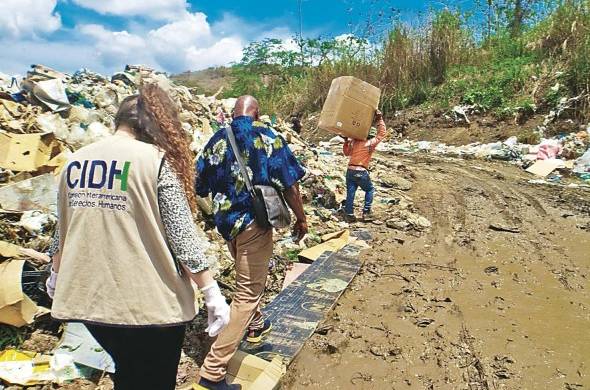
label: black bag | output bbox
[226,127,291,229]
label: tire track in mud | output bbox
[285,155,590,390]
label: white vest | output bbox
[51,134,197,326]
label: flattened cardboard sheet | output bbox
[0,132,63,172]
[0,260,47,327]
[239,244,364,363]
[298,229,350,262]
[525,159,563,177]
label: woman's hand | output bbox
[46,268,58,298]
[201,281,230,337]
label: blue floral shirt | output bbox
[195,116,306,241]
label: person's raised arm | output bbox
[343,138,354,156]
[368,110,386,147]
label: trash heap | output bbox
[375,130,590,186]
[0,64,432,388]
[0,65,247,342]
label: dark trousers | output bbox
[86,324,186,390]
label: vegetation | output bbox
[0,325,26,350]
[178,1,590,123]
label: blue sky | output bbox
[0,0,464,76]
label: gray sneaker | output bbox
[362,211,374,222]
[344,214,357,223]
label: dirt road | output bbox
[285,153,590,389]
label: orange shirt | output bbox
[343,118,386,170]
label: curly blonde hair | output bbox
[135,84,197,213]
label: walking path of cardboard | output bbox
[222,230,369,389]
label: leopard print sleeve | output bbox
[47,227,59,258]
[158,160,210,273]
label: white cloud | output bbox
[77,12,246,73]
[149,12,212,53]
[185,37,244,70]
[0,39,99,76]
[0,0,293,76]
[79,24,155,69]
[72,0,188,21]
[0,0,61,38]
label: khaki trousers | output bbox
[200,223,273,381]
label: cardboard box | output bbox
[318,76,381,140]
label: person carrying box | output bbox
[342,109,386,223]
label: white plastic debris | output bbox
[36,112,69,138]
[84,122,112,145]
[15,211,56,234]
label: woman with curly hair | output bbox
[45,84,230,390]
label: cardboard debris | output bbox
[0,132,63,172]
[18,248,51,265]
[27,64,70,82]
[525,159,564,177]
[298,230,351,261]
[0,260,49,327]
[282,263,310,290]
[0,241,23,258]
[0,173,58,213]
[54,322,115,373]
[225,351,284,390]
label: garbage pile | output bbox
[375,129,590,186]
[0,63,431,388]
[0,65,239,346]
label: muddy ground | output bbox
[284,152,590,389]
[5,150,589,390]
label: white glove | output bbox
[201,281,230,337]
[46,268,58,299]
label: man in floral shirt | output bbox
[195,96,307,390]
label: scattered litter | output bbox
[380,176,412,191]
[0,349,84,386]
[0,241,23,259]
[0,260,49,327]
[298,230,352,262]
[414,318,435,327]
[489,224,520,233]
[216,350,284,390]
[30,79,70,113]
[54,323,115,373]
[15,211,56,234]
[0,174,58,213]
[386,211,431,232]
[525,159,563,177]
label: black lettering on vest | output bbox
[88,160,107,189]
[66,161,81,189]
[108,160,122,190]
[79,160,89,188]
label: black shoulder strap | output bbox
[226,127,255,196]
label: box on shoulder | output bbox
[318,76,381,140]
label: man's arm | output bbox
[343,138,354,156]
[283,183,308,243]
[368,110,386,147]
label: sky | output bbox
[0,0,458,76]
